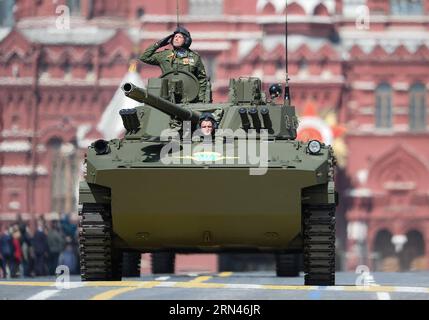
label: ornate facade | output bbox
[0,0,428,271]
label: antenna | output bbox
[284,0,291,106]
[176,0,180,27]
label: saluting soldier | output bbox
[139,26,208,103]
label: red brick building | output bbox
[0,0,428,271]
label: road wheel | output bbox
[276,253,300,277]
[79,203,122,281]
[122,252,141,277]
[151,252,175,274]
[303,204,336,286]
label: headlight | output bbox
[308,140,321,154]
[93,140,110,155]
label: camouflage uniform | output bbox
[139,43,208,103]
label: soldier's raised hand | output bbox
[156,33,174,48]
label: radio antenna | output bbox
[176,0,180,27]
[284,0,291,106]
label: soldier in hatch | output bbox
[197,113,217,138]
[139,26,208,103]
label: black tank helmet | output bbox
[171,26,193,49]
[269,83,283,98]
[196,113,218,139]
[197,113,218,129]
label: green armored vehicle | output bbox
[78,70,338,286]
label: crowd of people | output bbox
[0,214,79,278]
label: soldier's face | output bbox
[173,33,185,47]
[200,120,214,136]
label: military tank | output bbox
[78,70,338,286]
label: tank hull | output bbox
[88,167,321,252]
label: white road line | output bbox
[27,290,60,300]
[156,281,178,287]
[187,273,201,277]
[149,281,429,296]
[66,282,86,289]
[225,284,264,290]
[372,276,391,300]
[53,282,86,289]
[395,286,429,294]
[377,292,391,300]
[155,276,170,281]
[325,286,345,291]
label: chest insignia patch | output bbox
[167,53,175,61]
[176,49,187,58]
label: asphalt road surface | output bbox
[1,272,429,300]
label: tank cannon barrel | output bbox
[122,82,201,124]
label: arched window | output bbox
[48,139,79,215]
[390,0,423,15]
[262,2,276,15]
[189,0,223,16]
[314,3,330,16]
[0,0,15,27]
[374,230,395,258]
[373,229,397,271]
[201,55,217,82]
[136,7,145,19]
[400,230,425,270]
[285,2,306,15]
[409,83,426,131]
[375,83,393,129]
[298,58,308,75]
[87,0,94,18]
[67,0,81,16]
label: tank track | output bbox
[122,252,141,278]
[151,252,175,274]
[79,203,122,281]
[303,204,336,286]
[276,253,300,277]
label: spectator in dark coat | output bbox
[0,252,4,278]
[47,221,65,275]
[16,214,29,245]
[0,227,14,278]
[32,222,49,276]
[58,237,78,275]
[0,226,8,278]
[22,226,35,278]
[60,213,77,241]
